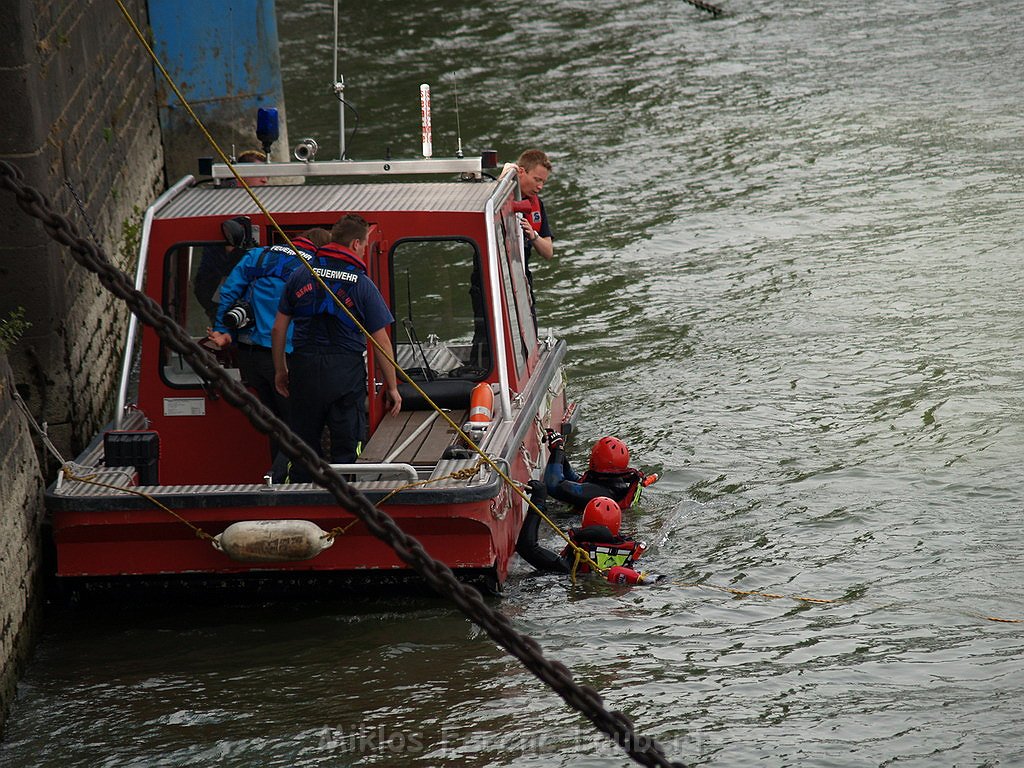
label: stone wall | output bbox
[1,0,165,456]
[0,359,44,734]
[0,0,165,734]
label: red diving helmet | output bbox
[582,496,622,536]
[589,436,630,474]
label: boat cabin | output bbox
[148,174,540,483]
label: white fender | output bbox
[214,519,334,563]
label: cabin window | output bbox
[390,238,490,380]
[160,241,240,387]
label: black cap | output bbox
[221,216,255,250]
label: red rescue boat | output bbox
[44,148,576,592]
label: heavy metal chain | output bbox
[0,159,687,768]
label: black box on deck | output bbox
[104,430,160,486]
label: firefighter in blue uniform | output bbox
[208,226,331,462]
[271,214,401,483]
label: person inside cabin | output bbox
[193,150,269,321]
[516,482,660,585]
[541,429,657,511]
[271,213,402,483]
[206,226,331,463]
[195,215,256,323]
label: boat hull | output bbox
[45,343,573,587]
[51,496,516,580]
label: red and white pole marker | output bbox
[420,83,433,158]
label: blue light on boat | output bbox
[256,107,279,151]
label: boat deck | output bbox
[359,409,467,465]
[47,405,494,501]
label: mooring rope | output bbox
[11,334,216,544]
[0,158,686,766]
[320,458,489,542]
[670,581,1024,623]
[670,581,841,604]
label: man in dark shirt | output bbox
[271,214,401,482]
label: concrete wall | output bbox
[0,0,165,734]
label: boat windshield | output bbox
[156,237,494,388]
[390,238,490,381]
[160,241,241,387]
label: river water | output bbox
[3,0,1023,766]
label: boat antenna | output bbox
[403,270,433,380]
[420,84,433,158]
[332,0,346,159]
[406,269,414,322]
[452,71,464,158]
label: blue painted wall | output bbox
[148,0,290,180]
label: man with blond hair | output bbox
[514,149,554,282]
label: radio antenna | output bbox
[452,71,464,158]
[332,0,345,158]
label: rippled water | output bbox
[3,0,1023,765]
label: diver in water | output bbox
[515,481,662,585]
[542,429,657,510]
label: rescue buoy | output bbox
[606,565,644,585]
[213,519,334,563]
[468,382,494,424]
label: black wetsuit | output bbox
[515,482,643,574]
[543,446,641,508]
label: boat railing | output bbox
[327,463,418,482]
[483,173,519,419]
[114,174,195,429]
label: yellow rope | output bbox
[321,459,487,541]
[670,581,841,605]
[672,582,1024,622]
[322,519,359,540]
[569,548,583,584]
[374,459,488,506]
[113,0,602,574]
[60,465,216,543]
